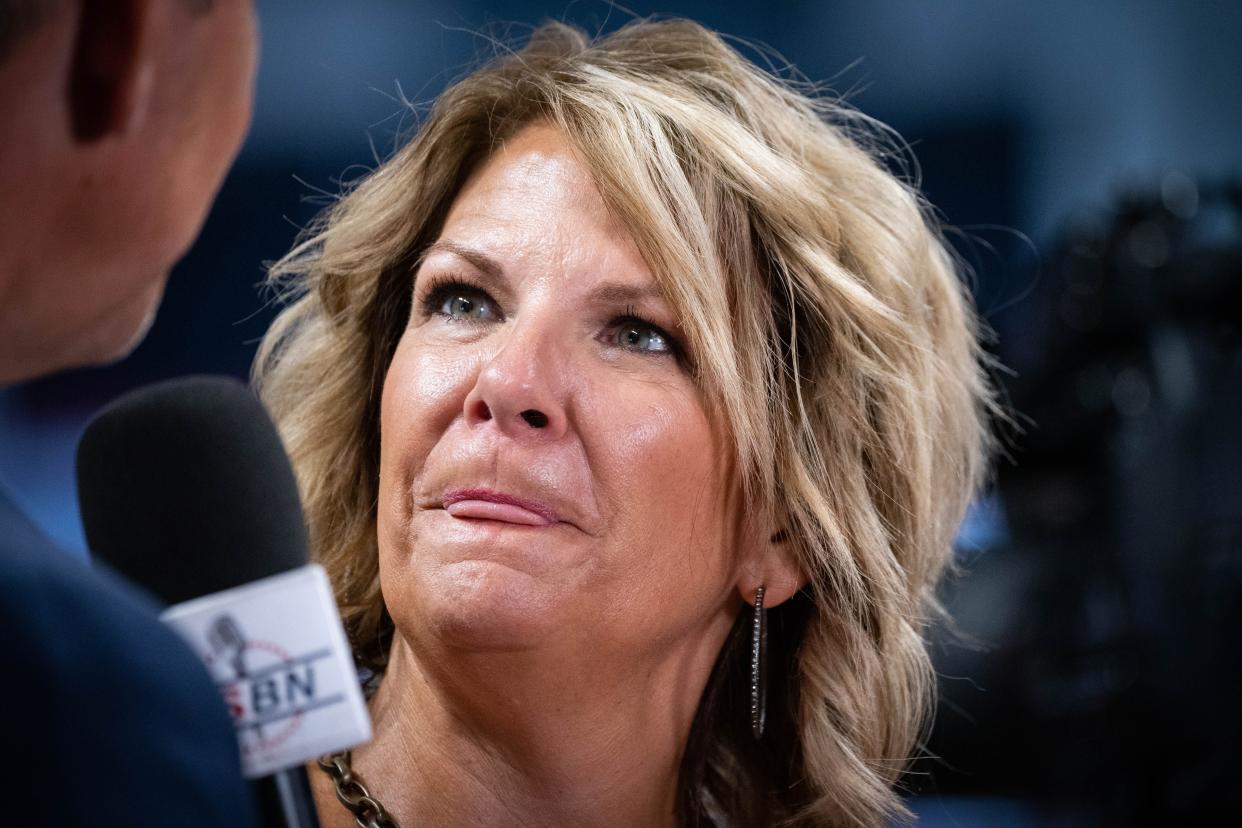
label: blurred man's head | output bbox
[0,0,257,385]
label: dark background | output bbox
[3,1,1239,824]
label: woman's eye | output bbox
[613,318,674,355]
[423,281,498,322]
[441,293,485,319]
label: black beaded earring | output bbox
[750,584,768,740]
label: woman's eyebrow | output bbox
[587,282,668,307]
[418,240,504,279]
[421,241,668,308]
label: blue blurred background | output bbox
[3,1,1239,824]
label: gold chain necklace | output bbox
[317,751,400,828]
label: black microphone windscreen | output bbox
[77,375,308,606]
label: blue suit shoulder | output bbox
[0,491,254,827]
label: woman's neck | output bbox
[313,622,731,827]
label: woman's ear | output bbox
[736,512,807,608]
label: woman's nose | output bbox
[462,322,568,442]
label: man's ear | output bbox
[736,511,808,609]
[69,0,157,142]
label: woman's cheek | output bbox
[385,341,484,452]
[596,393,711,506]
[395,334,477,411]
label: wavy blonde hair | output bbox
[254,18,994,827]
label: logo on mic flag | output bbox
[162,565,372,778]
[205,613,342,757]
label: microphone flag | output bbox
[163,565,371,778]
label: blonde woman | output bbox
[255,18,993,827]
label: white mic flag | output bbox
[162,564,372,778]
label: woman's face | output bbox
[377,124,752,663]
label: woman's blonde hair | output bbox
[254,18,994,827]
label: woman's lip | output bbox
[441,488,559,525]
[444,500,552,526]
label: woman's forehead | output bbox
[445,124,628,239]
[430,126,660,290]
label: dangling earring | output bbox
[750,584,768,740]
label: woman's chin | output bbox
[402,559,564,652]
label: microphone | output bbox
[77,376,371,828]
